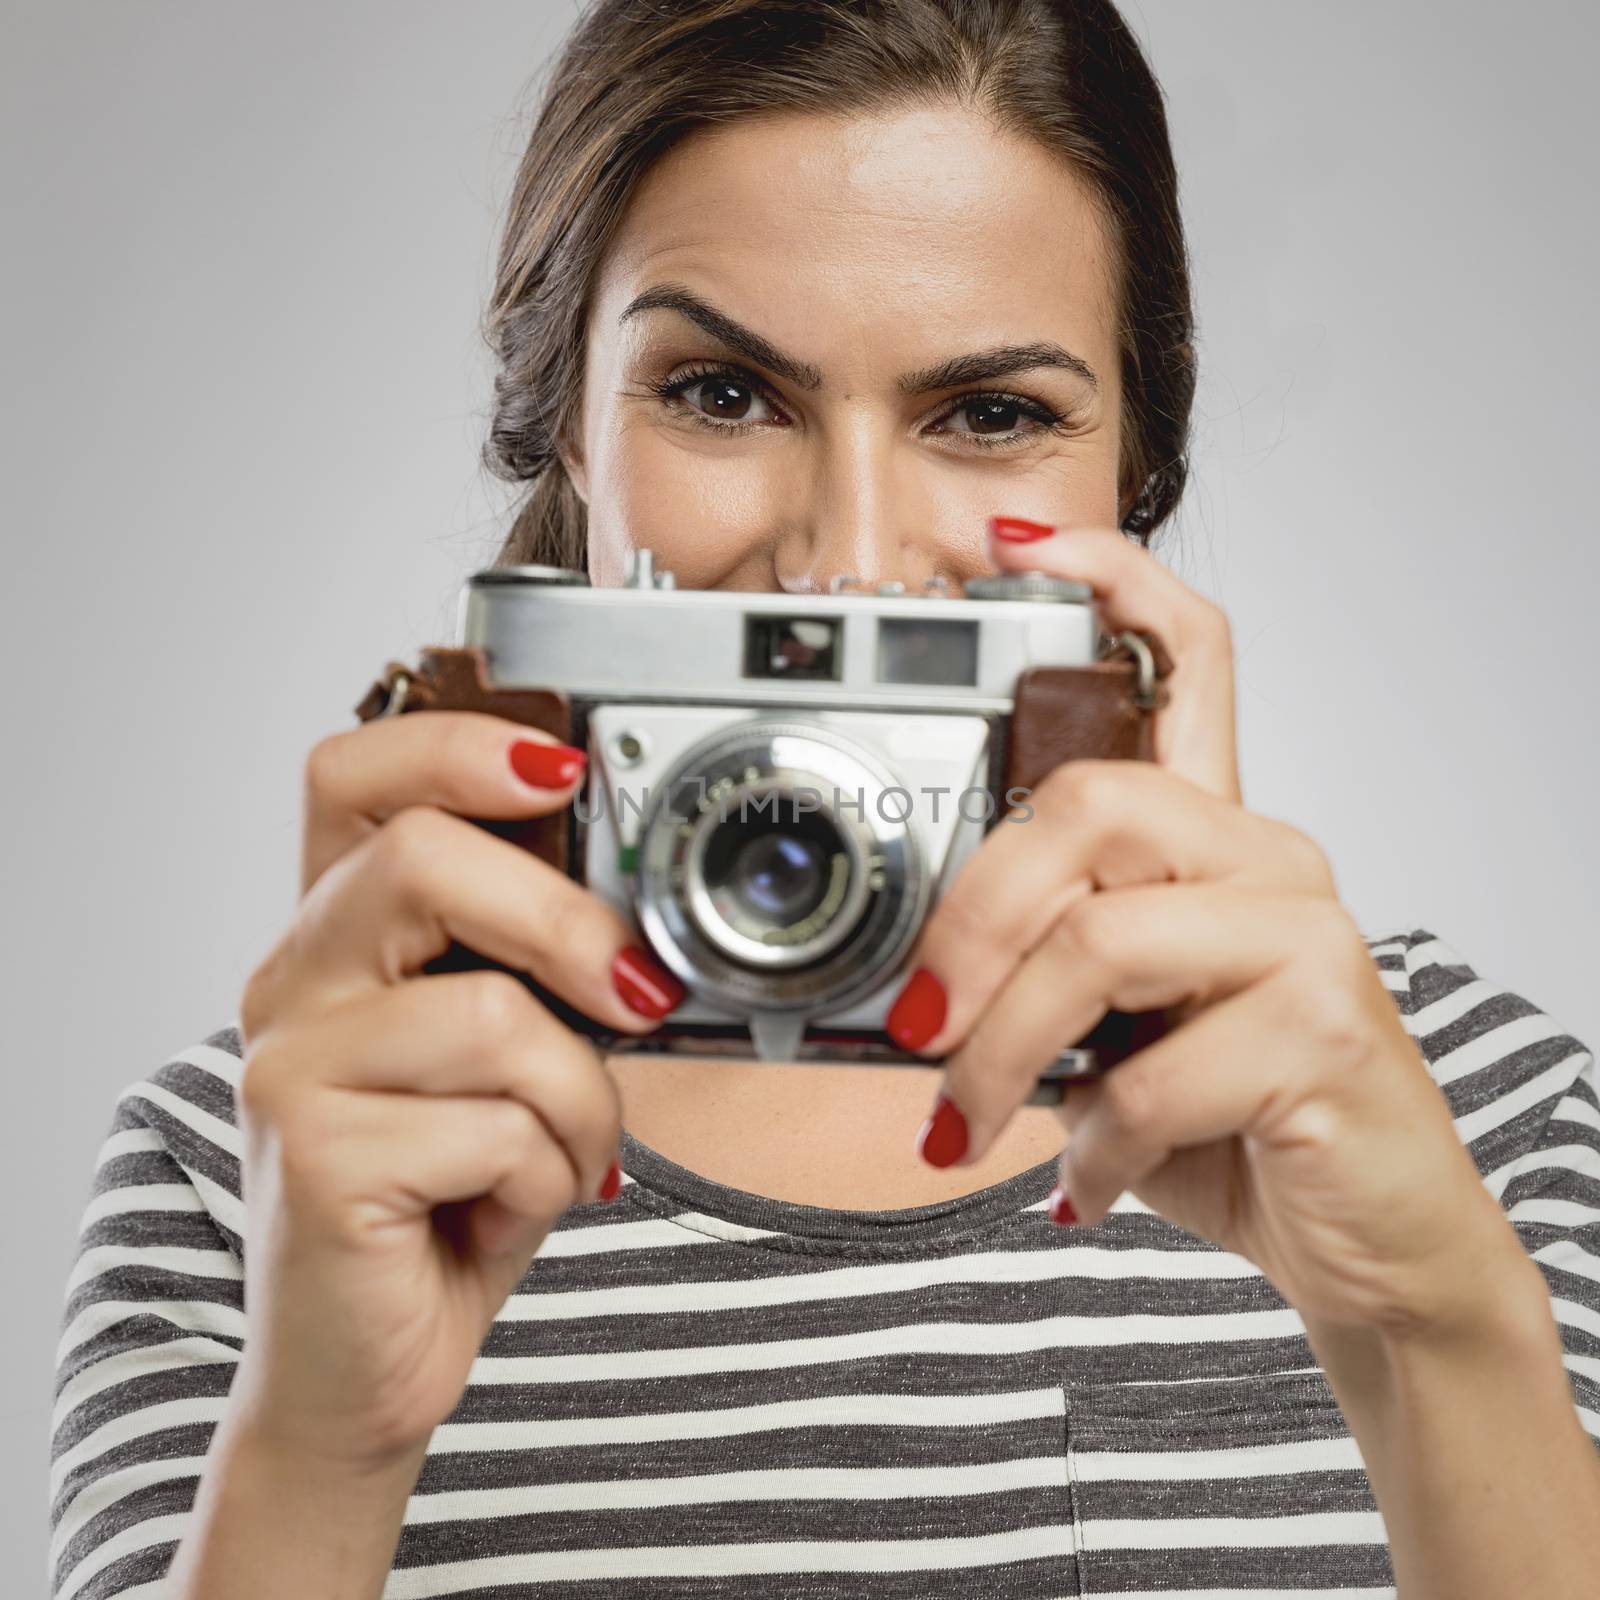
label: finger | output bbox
[986,518,1239,801]
[325,1088,570,1215]
[245,971,624,1205]
[1046,926,1423,1230]
[314,1090,583,1269]
[930,885,1368,1172]
[1051,982,1299,1226]
[273,802,683,1034]
[302,712,588,896]
[888,759,1332,1057]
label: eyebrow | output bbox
[619,283,1099,395]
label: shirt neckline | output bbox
[615,1126,1064,1254]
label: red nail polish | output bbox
[989,515,1057,543]
[1048,1186,1078,1226]
[612,945,685,1020]
[599,1157,622,1202]
[918,1094,969,1168]
[886,967,947,1051]
[509,738,587,790]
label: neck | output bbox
[605,1053,1067,1211]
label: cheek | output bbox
[927,441,1123,538]
[1064,426,1123,533]
[583,420,785,587]
[897,436,1123,581]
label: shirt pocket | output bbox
[1063,1369,1395,1597]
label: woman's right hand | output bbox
[228,712,683,1474]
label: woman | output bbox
[50,2,1600,1597]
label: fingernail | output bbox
[612,945,685,1020]
[598,1157,622,1202]
[1048,1185,1078,1226]
[509,738,587,790]
[886,967,947,1052]
[989,514,1057,543]
[917,1094,969,1168]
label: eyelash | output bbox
[646,361,1080,452]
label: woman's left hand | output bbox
[887,516,1524,1338]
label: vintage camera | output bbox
[355,552,1176,1104]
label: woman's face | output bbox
[562,101,1124,593]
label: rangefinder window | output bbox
[743,616,841,681]
[876,618,979,687]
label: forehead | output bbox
[593,102,1120,371]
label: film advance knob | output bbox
[470,564,590,587]
[961,571,1093,604]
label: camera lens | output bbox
[732,834,828,925]
[699,801,849,949]
[634,721,928,1013]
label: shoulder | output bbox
[1361,926,1596,1179]
[104,1021,246,1252]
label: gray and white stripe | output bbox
[50,928,1600,1598]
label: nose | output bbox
[771,420,938,595]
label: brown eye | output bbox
[929,389,1071,451]
[651,364,784,432]
[688,377,758,421]
[960,399,1026,434]
[940,396,1049,437]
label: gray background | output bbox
[6,0,1596,1573]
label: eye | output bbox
[928,392,1072,451]
[649,363,785,433]
[648,363,1077,452]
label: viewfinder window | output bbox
[877,618,978,686]
[743,616,842,681]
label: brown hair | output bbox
[482,0,1195,568]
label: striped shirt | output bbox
[51,927,1600,1599]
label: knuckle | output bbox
[1037,758,1126,822]
[303,731,355,809]
[371,804,452,901]
[1056,892,1133,969]
[1283,961,1371,1066]
[239,1051,320,1166]
[501,1025,618,1198]
[239,947,288,1049]
[1031,760,1082,816]
[497,1099,549,1169]
[532,1165,581,1219]
[1179,594,1234,658]
[1310,991,1370,1065]
[272,1101,341,1194]
[1099,1061,1156,1140]
[1304,896,1362,960]
[496,1104,578,1213]
[454,969,533,1044]
[1200,596,1234,647]
[237,1040,285,1121]
[1272,820,1337,892]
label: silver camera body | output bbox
[454,553,1112,1087]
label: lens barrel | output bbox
[633,721,927,1015]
